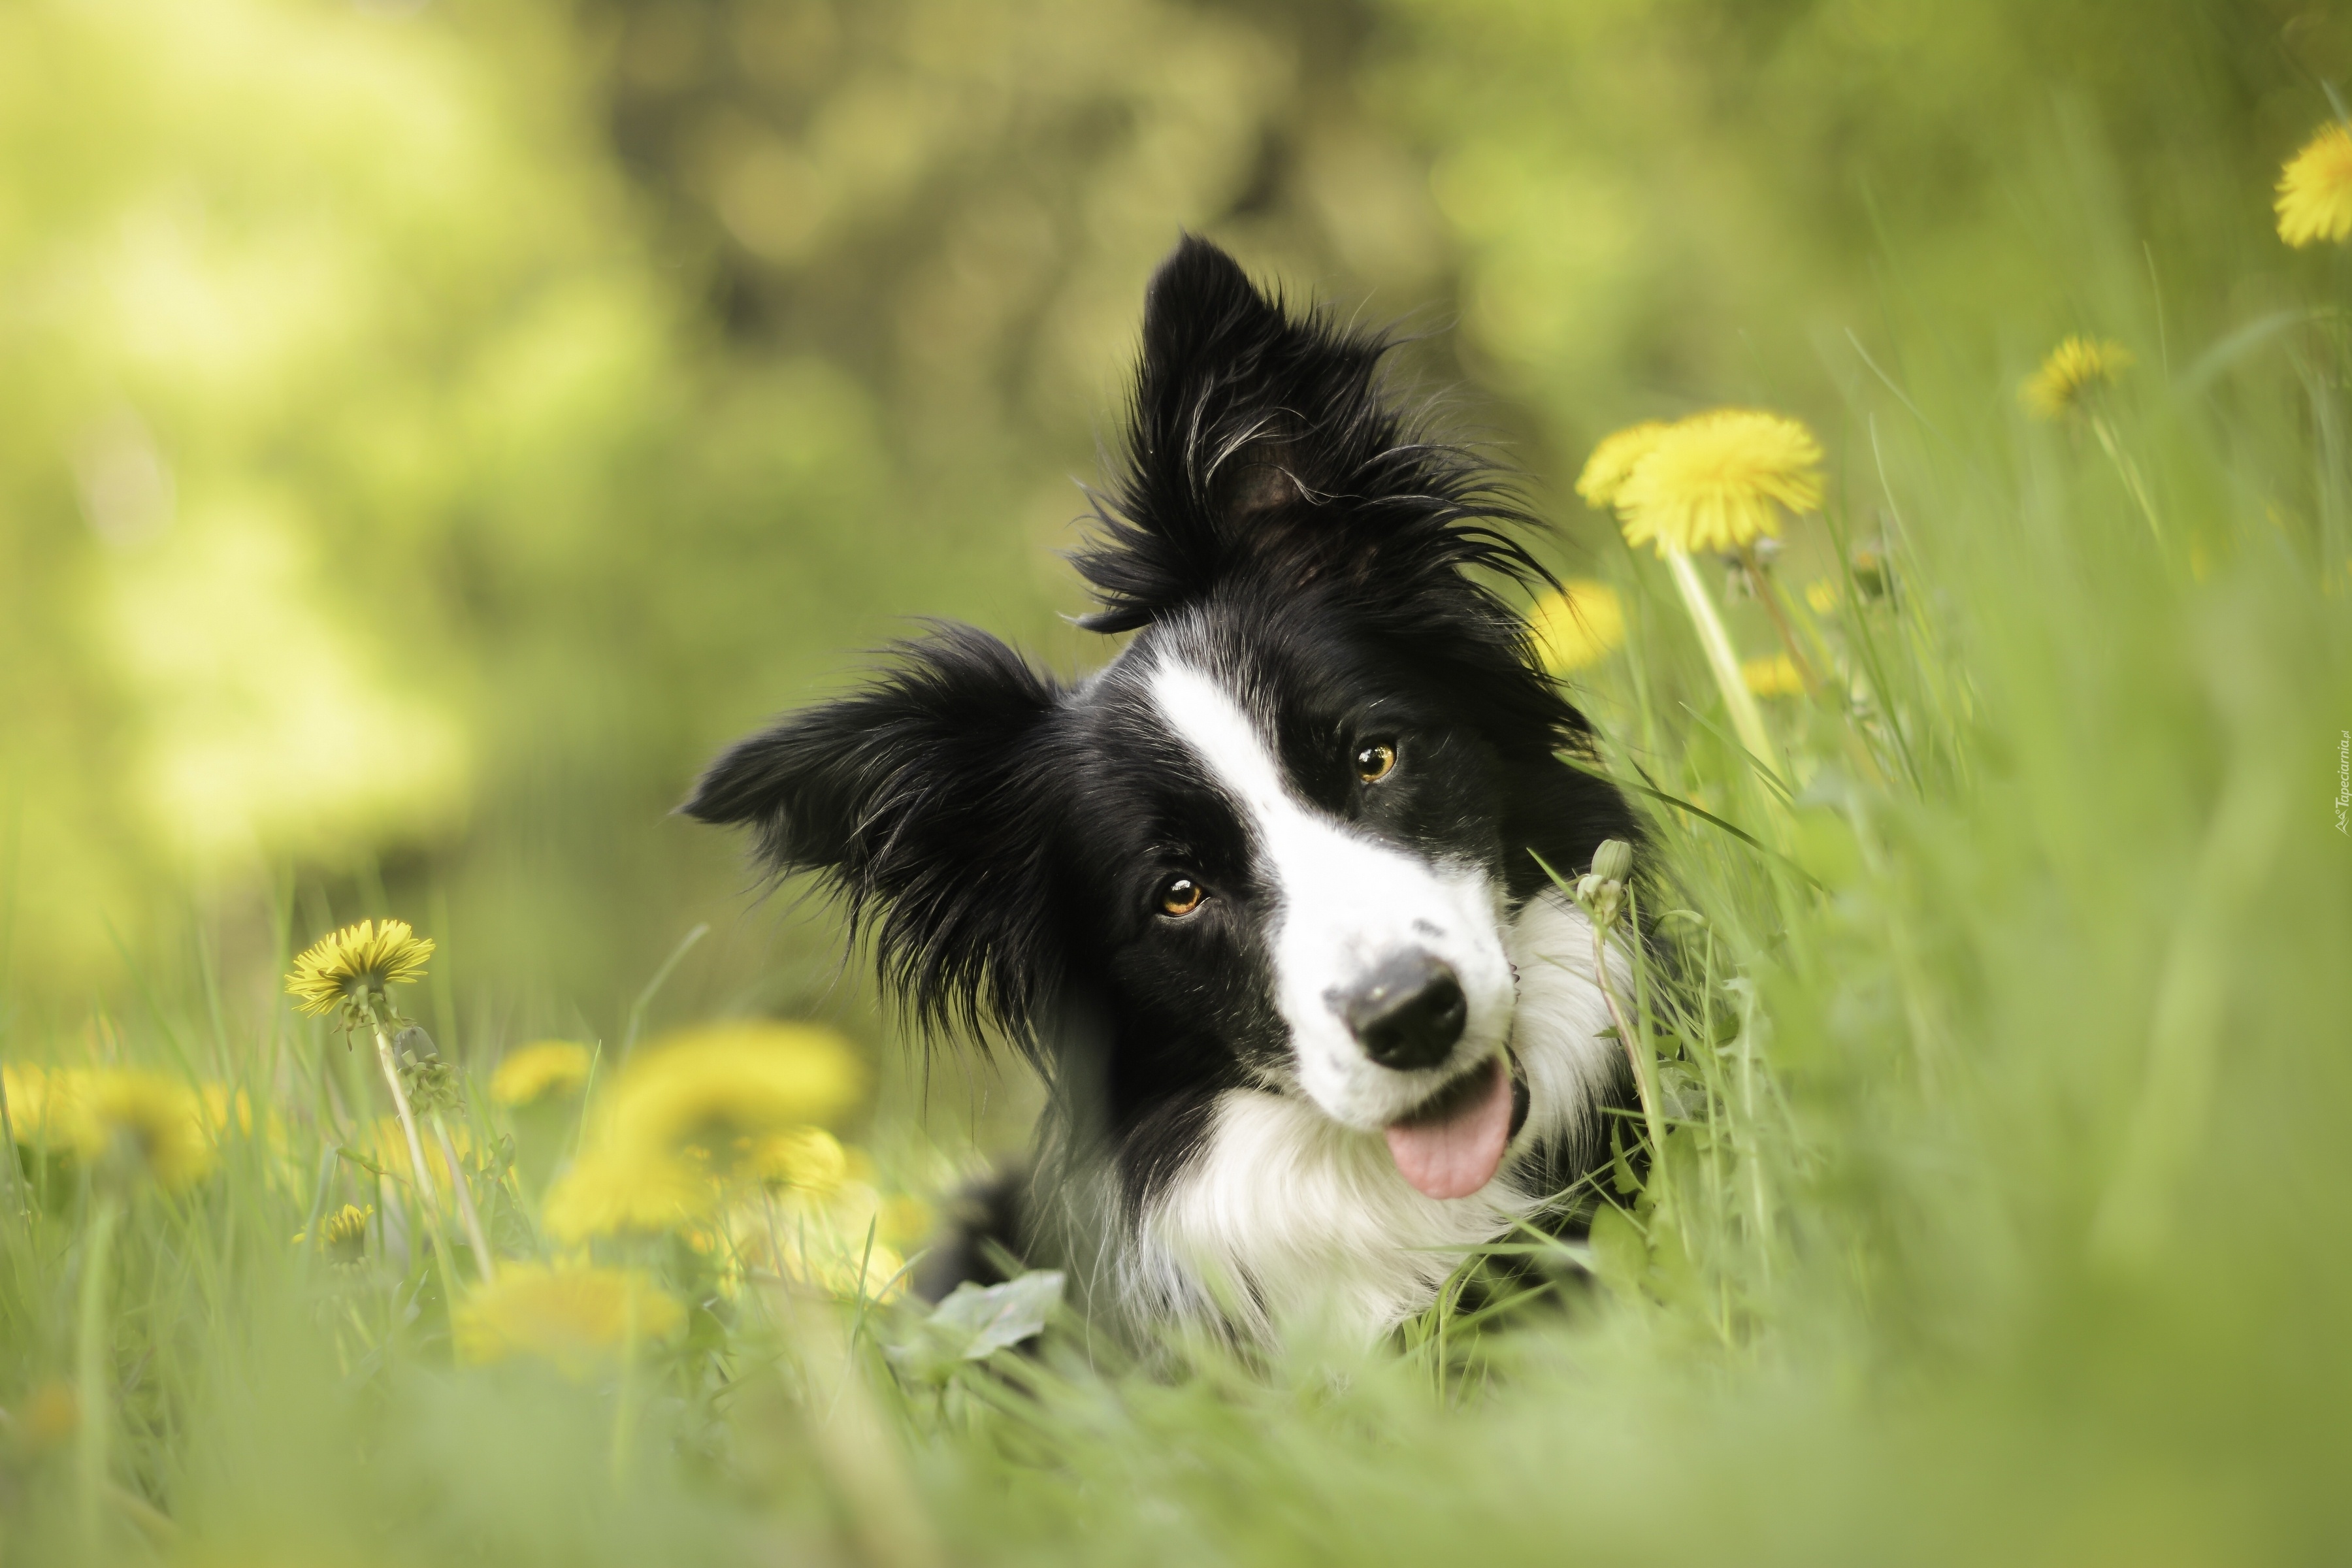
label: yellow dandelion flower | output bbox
[1575,421,1671,510]
[1614,410,1825,558]
[324,1203,372,1262]
[2276,122,2352,248]
[1741,654,1806,699]
[604,1021,863,1178]
[1524,580,1625,676]
[293,1203,374,1266]
[23,1070,214,1188]
[3,1064,73,1147]
[286,919,434,1023]
[745,1125,850,1193]
[542,1141,715,1242]
[730,1188,908,1303]
[490,1041,595,1107]
[2021,336,2134,421]
[802,1240,907,1302]
[86,1071,214,1187]
[541,1022,862,1241]
[879,1192,935,1248]
[1803,579,1839,615]
[14,1380,78,1451]
[452,1262,683,1374]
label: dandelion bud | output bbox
[397,1037,463,1117]
[321,1203,372,1267]
[1592,839,1634,884]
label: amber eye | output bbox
[1158,876,1205,917]
[1354,740,1398,783]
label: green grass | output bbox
[6,214,2352,1568]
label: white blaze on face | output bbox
[1147,660,1514,1129]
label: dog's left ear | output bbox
[1073,234,1539,632]
[681,625,1067,1058]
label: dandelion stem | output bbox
[1588,915,1669,1209]
[370,1022,441,1211]
[2089,413,2164,545]
[76,1195,120,1555]
[1664,547,1786,781]
[431,1112,497,1284]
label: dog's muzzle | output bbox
[1328,949,1467,1070]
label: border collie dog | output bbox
[686,237,1637,1344]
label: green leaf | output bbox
[888,1269,1066,1384]
[930,1269,1065,1360]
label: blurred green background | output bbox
[3,0,2342,1066]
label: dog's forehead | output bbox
[1048,634,1239,860]
[1083,600,1404,756]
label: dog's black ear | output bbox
[1072,234,1543,632]
[681,624,1066,1056]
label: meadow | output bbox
[5,3,2352,1565]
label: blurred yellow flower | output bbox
[1612,410,1825,557]
[541,1024,861,1242]
[2021,336,2133,421]
[2276,122,2352,248]
[286,919,434,1020]
[604,1021,863,1179]
[1573,420,1670,510]
[16,1068,216,1188]
[490,1041,595,1107]
[879,1192,936,1249]
[1803,580,1839,614]
[88,1071,216,1187]
[1742,654,1806,698]
[745,1125,850,1192]
[3,1064,69,1145]
[730,1186,909,1303]
[452,1263,683,1374]
[542,1142,714,1241]
[14,1381,78,1452]
[799,1240,907,1301]
[1524,580,1625,675]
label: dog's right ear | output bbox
[1074,234,1543,634]
[681,623,1066,1056]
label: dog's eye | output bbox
[1354,740,1398,783]
[1158,876,1206,918]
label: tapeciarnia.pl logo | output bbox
[2337,730,2349,836]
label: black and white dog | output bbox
[686,237,1638,1343]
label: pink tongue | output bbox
[1383,1056,1512,1200]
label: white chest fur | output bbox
[1122,890,1625,1343]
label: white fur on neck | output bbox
[1123,890,1625,1343]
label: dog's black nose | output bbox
[1331,950,1467,1070]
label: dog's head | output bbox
[685,237,1630,1203]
